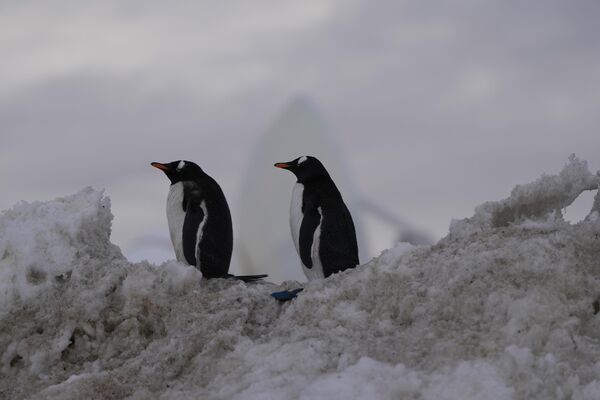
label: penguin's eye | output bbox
[177,161,186,171]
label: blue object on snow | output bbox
[271,288,303,302]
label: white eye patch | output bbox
[298,156,308,165]
[177,160,186,171]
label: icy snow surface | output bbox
[2,156,600,399]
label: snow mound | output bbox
[450,154,600,235]
[2,157,600,399]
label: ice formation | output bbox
[1,157,600,399]
[450,154,600,235]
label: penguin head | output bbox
[151,160,204,184]
[274,156,329,182]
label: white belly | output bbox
[166,182,186,263]
[289,183,304,255]
[289,183,324,280]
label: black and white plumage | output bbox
[275,156,359,280]
[152,160,266,282]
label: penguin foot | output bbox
[271,288,303,302]
[205,274,268,282]
[234,274,268,283]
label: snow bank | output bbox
[450,154,600,236]
[2,157,600,399]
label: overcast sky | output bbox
[2,0,600,266]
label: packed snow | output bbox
[1,156,600,399]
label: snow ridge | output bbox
[1,157,600,399]
[450,154,600,236]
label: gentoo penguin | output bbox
[275,156,359,280]
[151,160,266,282]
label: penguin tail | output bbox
[233,274,268,282]
[271,288,303,302]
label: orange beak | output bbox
[274,163,290,169]
[151,162,170,171]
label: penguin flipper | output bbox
[299,203,321,268]
[319,205,359,277]
[271,288,303,302]
[182,198,205,266]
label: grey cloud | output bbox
[1,0,599,251]
[1,73,271,192]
